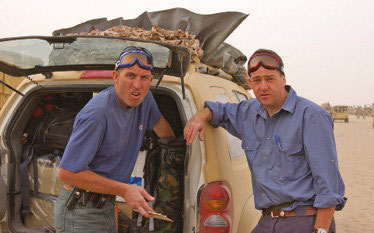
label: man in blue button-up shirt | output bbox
[184,49,345,233]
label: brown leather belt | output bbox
[265,206,317,218]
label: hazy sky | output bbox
[1,0,373,106]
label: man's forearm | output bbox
[59,168,157,217]
[199,107,213,122]
[59,168,128,196]
[314,206,335,230]
[154,115,175,138]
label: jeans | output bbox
[252,214,336,233]
[54,187,116,233]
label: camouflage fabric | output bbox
[143,137,186,233]
[117,211,131,233]
[117,136,186,233]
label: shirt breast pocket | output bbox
[241,138,260,168]
[278,141,308,180]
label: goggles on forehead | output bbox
[115,47,154,71]
[248,53,284,74]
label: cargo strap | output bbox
[19,145,35,215]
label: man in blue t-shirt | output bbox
[184,49,345,233]
[54,46,174,233]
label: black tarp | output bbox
[53,8,248,83]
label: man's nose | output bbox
[133,77,141,89]
[259,80,268,90]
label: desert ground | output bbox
[334,116,374,232]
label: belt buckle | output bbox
[270,211,279,218]
[270,210,285,218]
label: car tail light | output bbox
[79,70,113,79]
[199,182,233,233]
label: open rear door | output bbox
[0,146,7,221]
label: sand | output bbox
[334,116,374,232]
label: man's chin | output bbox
[258,96,270,103]
[126,98,145,108]
[258,99,273,107]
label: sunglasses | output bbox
[248,53,284,74]
[115,47,154,71]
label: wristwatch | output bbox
[312,228,328,233]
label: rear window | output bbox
[0,37,170,69]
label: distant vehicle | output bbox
[332,105,349,122]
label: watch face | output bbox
[313,228,328,233]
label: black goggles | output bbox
[248,53,284,74]
[115,46,154,71]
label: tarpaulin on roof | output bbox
[53,8,248,83]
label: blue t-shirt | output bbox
[60,86,161,182]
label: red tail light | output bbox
[199,182,233,233]
[79,70,113,79]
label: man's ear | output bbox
[244,67,252,88]
[248,78,253,89]
[281,73,286,84]
[113,70,119,84]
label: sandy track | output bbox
[334,116,374,232]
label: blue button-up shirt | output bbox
[205,86,345,210]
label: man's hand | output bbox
[184,107,213,145]
[58,168,156,218]
[314,206,335,231]
[121,184,156,218]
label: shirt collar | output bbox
[256,85,297,117]
[281,85,297,113]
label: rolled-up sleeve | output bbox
[303,109,346,208]
[204,101,247,139]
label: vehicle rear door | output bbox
[0,144,8,221]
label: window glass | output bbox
[0,37,170,69]
[233,91,248,103]
[212,89,245,159]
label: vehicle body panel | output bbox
[185,66,257,232]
